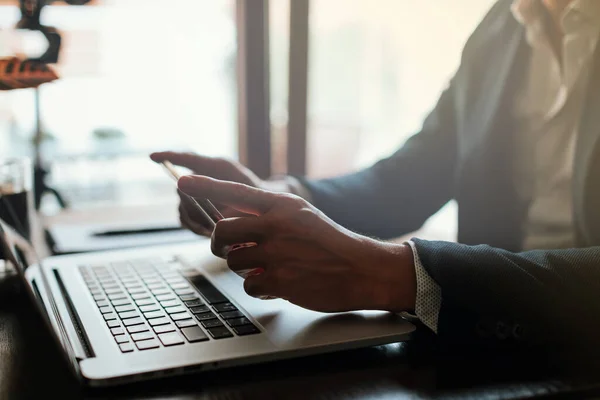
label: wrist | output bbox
[369,242,417,313]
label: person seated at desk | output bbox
[153,0,600,359]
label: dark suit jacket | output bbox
[301,0,600,357]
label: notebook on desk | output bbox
[45,221,199,255]
[0,217,415,387]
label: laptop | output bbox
[0,217,415,387]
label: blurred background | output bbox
[0,0,495,248]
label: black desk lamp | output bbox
[15,0,92,210]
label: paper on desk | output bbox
[46,221,199,254]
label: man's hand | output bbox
[178,175,417,314]
[151,151,266,236]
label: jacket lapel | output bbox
[574,36,600,245]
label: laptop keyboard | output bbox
[78,258,260,353]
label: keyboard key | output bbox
[151,289,170,296]
[92,294,105,301]
[184,299,204,307]
[146,283,165,290]
[115,304,136,313]
[148,317,171,326]
[115,335,130,344]
[123,283,142,290]
[153,324,176,334]
[107,320,121,328]
[232,325,260,336]
[103,313,117,321]
[111,327,125,335]
[155,294,176,302]
[188,275,229,304]
[207,326,233,339]
[112,299,131,306]
[158,332,185,346]
[104,288,123,295]
[160,300,180,308]
[180,326,209,343]
[127,324,149,334]
[135,298,155,306]
[131,332,154,342]
[123,317,145,327]
[176,320,197,328]
[108,293,127,301]
[119,311,140,319]
[169,282,190,290]
[170,311,192,321]
[226,317,252,327]
[143,278,161,285]
[195,312,217,321]
[144,311,165,319]
[96,300,109,307]
[98,306,112,314]
[130,292,151,300]
[190,305,210,314]
[165,277,187,285]
[175,288,195,296]
[139,304,160,313]
[220,311,245,319]
[128,288,147,295]
[179,294,199,302]
[213,303,237,313]
[119,343,134,353]
[136,339,160,350]
[164,306,187,314]
[201,319,224,329]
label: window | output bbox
[0,0,236,209]
[305,0,496,178]
[270,0,496,240]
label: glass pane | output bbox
[306,0,496,178]
[0,0,236,209]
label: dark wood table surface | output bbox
[1,209,599,400]
[1,275,600,400]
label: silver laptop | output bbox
[0,218,415,387]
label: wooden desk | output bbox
[0,207,598,399]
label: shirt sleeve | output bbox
[407,240,442,333]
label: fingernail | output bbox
[236,269,254,279]
[247,268,265,277]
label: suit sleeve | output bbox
[411,238,600,355]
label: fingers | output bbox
[179,175,276,215]
[150,151,229,179]
[211,217,267,258]
[179,189,214,228]
[226,244,269,272]
[179,202,212,236]
[243,272,282,299]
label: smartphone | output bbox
[160,160,224,229]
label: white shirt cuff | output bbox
[406,240,442,333]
